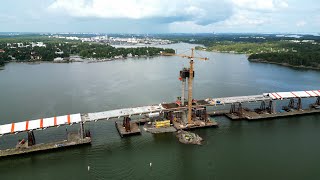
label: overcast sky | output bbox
[0,0,319,33]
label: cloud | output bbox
[296,20,306,27]
[231,0,288,12]
[219,0,288,29]
[224,11,269,26]
[48,0,233,25]
[48,0,289,28]
[46,0,293,33]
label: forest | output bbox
[200,41,320,68]
[168,33,320,68]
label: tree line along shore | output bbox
[2,33,320,70]
[0,37,175,67]
[195,41,320,69]
[164,33,320,70]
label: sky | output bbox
[0,0,319,33]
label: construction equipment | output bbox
[161,48,208,125]
[155,120,171,128]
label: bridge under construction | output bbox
[1,49,320,157]
[1,89,320,158]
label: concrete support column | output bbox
[230,104,236,113]
[79,122,84,139]
[297,98,302,110]
[27,131,36,146]
[272,101,276,114]
[289,98,295,109]
[181,79,186,106]
[204,107,208,122]
[123,117,131,132]
[238,103,243,118]
[268,100,276,114]
[260,101,266,111]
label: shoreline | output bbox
[199,48,320,71]
[248,59,320,70]
[0,54,163,67]
[196,48,250,55]
[4,48,319,71]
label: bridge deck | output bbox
[206,95,271,105]
[1,89,320,136]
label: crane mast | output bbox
[161,48,208,125]
[187,49,194,125]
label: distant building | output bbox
[17,43,24,48]
[31,42,46,48]
[114,55,123,59]
[8,55,16,60]
[55,51,64,55]
[302,40,314,43]
[66,36,80,40]
[30,55,42,61]
[53,57,64,62]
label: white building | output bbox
[17,43,24,47]
[55,51,64,55]
[31,42,46,48]
[53,57,64,62]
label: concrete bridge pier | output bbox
[238,103,243,118]
[27,131,36,146]
[123,117,131,132]
[79,122,84,139]
[260,101,266,111]
[229,103,243,117]
[296,98,302,110]
[288,98,295,109]
[268,100,276,114]
[230,103,236,113]
[194,107,208,122]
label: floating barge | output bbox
[143,121,177,134]
[207,110,230,116]
[0,133,91,158]
[225,108,320,120]
[115,120,141,138]
[172,119,218,130]
[0,114,91,158]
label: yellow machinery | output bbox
[155,120,171,128]
[161,48,208,125]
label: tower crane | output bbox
[161,48,208,125]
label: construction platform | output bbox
[225,113,243,120]
[225,108,320,120]
[207,110,230,116]
[115,121,141,138]
[143,122,177,134]
[0,133,91,158]
[132,118,150,125]
[172,119,218,130]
